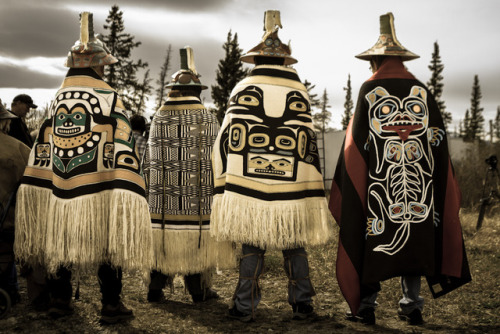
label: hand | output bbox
[103,143,114,168]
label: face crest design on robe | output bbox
[365,85,434,255]
[219,85,320,181]
[34,89,139,178]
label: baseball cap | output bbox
[13,94,38,109]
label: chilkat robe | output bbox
[211,64,334,250]
[15,67,153,278]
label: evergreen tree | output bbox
[341,74,353,130]
[211,30,248,124]
[132,69,153,115]
[427,41,452,130]
[494,106,500,142]
[304,80,320,108]
[155,44,172,110]
[313,89,332,133]
[465,75,484,141]
[102,5,148,113]
[462,109,471,139]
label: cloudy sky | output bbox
[1,0,499,132]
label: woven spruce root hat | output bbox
[240,10,297,65]
[65,12,118,68]
[166,47,207,90]
[356,12,419,61]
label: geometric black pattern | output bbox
[143,97,219,228]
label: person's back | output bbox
[210,10,334,322]
[329,12,470,326]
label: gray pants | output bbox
[233,244,315,315]
[359,276,424,314]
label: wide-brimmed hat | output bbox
[166,47,207,90]
[356,12,419,61]
[240,10,297,65]
[65,12,118,68]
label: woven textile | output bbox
[15,68,153,277]
[143,96,234,275]
[329,57,470,315]
[210,65,334,250]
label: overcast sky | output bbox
[1,0,499,132]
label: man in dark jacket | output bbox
[8,94,37,147]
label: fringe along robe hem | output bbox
[14,68,153,279]
[210,65,334,250]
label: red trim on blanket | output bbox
[344,121,368,212]
[368,57,416,81]
[441,158,463,277]
[337,240,360,315]
[328,181,342,225]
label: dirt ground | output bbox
[0,211,498,333]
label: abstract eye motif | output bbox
[238,95,259,106]
[289,101,307,112]
[249,133,270,147]
[406,101,425,117]
[275,135,296,150]
[376,101,397,119]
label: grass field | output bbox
[0,210,498,333]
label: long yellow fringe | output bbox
[151,229,235,276]
[210,192,334,250]
[15,185,154,280]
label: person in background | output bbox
[130,114,147,161]
[210,11,334,322]
[0,102,30,308]
[8,94,37,147]
[14,12,153,324]
[142,46,234,304]
[329,12,471,326]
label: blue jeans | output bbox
[233,244,315,315]
[359,276,424,314]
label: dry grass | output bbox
[0,210,498,333]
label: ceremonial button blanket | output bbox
[329,58,470,315]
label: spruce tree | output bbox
[494,106,500,142]
[102,5,148,113]
[132,69,153,115]
[313,89,332,133]
[155,44,172,110]
[462,109,470,139]
[427,41,452,130]
[466,75,485,141]
[211,30,248,124]
[341,74,353,130]
[304,80,320,108]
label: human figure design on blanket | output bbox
[366,85,436,255]
[34,89,140,178]
[217,85,320,182]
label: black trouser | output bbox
[47,263,122,306]
[149,270,205,296]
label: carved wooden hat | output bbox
[356,12,419,61]
[65,12,118,68]
[166,47,207,90]
[240,10,297,65]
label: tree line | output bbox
[64,5,500,145]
